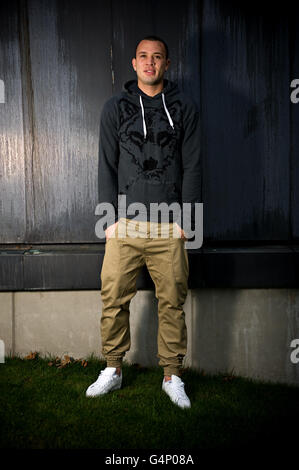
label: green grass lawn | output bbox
[0,355,299,450]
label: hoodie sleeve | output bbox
[98,98,120,231]
[176,99,201,238]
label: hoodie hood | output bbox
[122,79,179,139]
[123,78,179,99]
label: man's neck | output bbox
[137,79,165,97]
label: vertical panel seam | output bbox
[110,0,114,94]
[17,0,36,243]
[288,13,294,242]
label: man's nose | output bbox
[146,57,155,65]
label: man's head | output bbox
[132,35,170,87]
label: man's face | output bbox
[132,40,170,87]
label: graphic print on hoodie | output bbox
[98,78,201,234]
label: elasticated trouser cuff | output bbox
[106,357,123,368]
[163,366,183,377]
[106,359,182,377]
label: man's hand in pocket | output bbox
[105,221,119,241]
[174,222,188,241]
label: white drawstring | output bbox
[162,93,174,130]
[139,93,174,140]
[139,95,147,139]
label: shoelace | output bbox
[91,371,118,388]
[166,380,188,401]
[175,382,187,400]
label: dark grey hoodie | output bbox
[98,78,201,235]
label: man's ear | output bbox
[165,58,170,71]
[132,57,136,71]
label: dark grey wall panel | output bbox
[24,251,102,289]
[290,8,299,240]
[112,0,201,105]
[0,253,24,290]
[0,0,26,243]
[24,0,111,242]
[0,0,298,254]
[201,0,290,241]
[1,245,298,291]
[154,0,201,106]
[111,0,156,93]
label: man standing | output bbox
[86,36,201,408]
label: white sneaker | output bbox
[86,367,122,397]
[162,374,191,409]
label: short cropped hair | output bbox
[135,35,169,60]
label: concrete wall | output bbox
[0,289,299,386]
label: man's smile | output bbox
[144,69,155,75]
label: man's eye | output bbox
[140,55,161,59]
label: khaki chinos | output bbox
[100,217,189,377]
